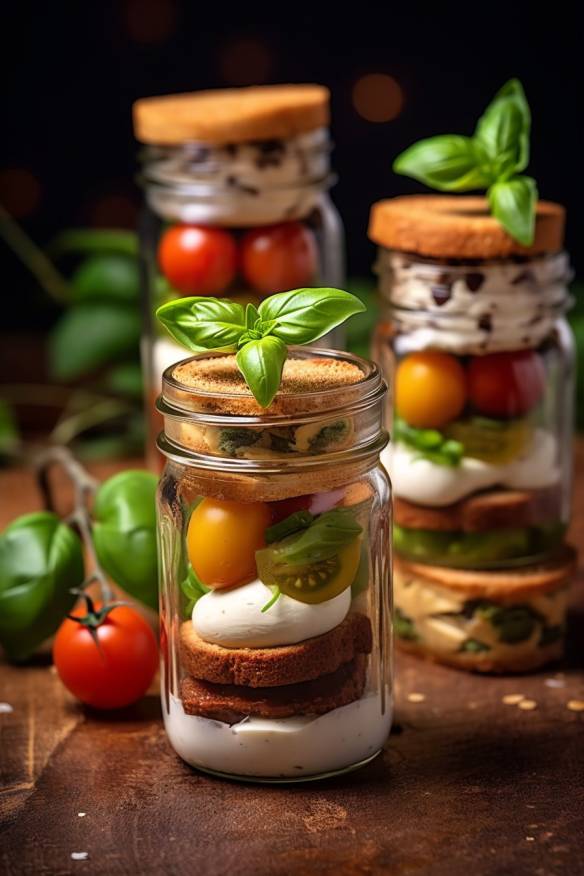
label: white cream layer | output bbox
[164,688,392,778]
[383,429,559,507]
[193,578,351,648]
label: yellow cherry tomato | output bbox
[187,498,271,589]
[395,351,467,429]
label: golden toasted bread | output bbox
[180,654,367,722]
[179,612,372,688]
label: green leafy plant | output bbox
[268,509,363,566]
[93,471,159,611]
[157,287,365,407]
[394,416,463,466]
[393,79,537,245]
[0,512,84,661]
[181,565,210,617]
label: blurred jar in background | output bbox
[368,196,574,570]
[133,85,345,468]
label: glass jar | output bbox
[370,199,574,570]
[156,347,392,781]
[133,87,345,468]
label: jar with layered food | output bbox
[132,85,345,466]
[369,195,574,570]
[156,347,392,780]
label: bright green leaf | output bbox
[393,135,492,191]
[236,336,288,408]
[71,254,140,304]
[488,176,537,246]
[258,287,365,345]
[156,297,246,352]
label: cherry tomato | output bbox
[158,225,237,295]
[240,222,317,294]
[187,498,271,589]
[395,351,467,429]
[468,350,546,418]
[53,601,158,710]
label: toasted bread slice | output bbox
[179,612,372,688]
[180,654,367,722]
[394,486,562,533]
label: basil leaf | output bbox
[49,229,138,258]
[236,336,287,408]
[394,416,463,467]
[265,510,314,544]
[93,470,159,611]
[475,78,530,176]
[393,135,492,191]
[71,254,140,304]
[156,297,246,352]
[275,509,362,565]
[0,512,84,662]
[258,288,365,344]
[488,176,537,246]
[245,302,259,329]
[181,565,210,616]
[49,303,141,380]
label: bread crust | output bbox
[180,654,367,721]
[396,637,563,674]
[394,548,576,600]
[179,612,373,688]
[394,486,563,533]
[133,84,330,145]
[368,196,565,258]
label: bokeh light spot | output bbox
[88,193,138,229]
[219,38,272,86]
[124,0,177,44]
[352,74,404,123]
[0,167,42,218]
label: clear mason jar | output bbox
[134,89,345,468]
[373,246,574,570]
[156,347,392,781]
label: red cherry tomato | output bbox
[53,601,158,710]
[240,222,317,294]
[467,350,546,418]
[158,225,237,295]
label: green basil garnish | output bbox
[181,565,211,617]
[273,509,362,566]
[156,287,365,408]
[265,510,314,544]
[394,416,463,467]
[393,79,537,245]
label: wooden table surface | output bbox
[1,450,584,876]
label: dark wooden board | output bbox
[1,451,584,876]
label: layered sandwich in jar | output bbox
[157,348,392,781]
[394,548,576,672]
[369,195,574,569]
[133,85,345,465]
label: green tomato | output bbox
[0,512,84,662]
[93,471,158,611]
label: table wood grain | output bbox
[1,450,583,876]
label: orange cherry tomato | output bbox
[158,225,237,295]
[53,601,158,710]
[187,498,271,589]
[396,351,467,429]
[240,222,317,294]
[468,350,546,418]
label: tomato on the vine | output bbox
[53,596,158,710]
[468,350,546,418]
[187,498,271,589]
[395,351,467,429]
[240,222,317,294]
[158,225,237,295]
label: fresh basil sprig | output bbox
[156,287,365,408]
[393,79,538,245]
[394,416,463,467]
[272,508,362,566]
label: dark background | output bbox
[1,1,582,331]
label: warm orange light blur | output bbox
[352,74,404,123]
[219,38,272,86]
[124,0,177,44]
[0,168,42,218]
